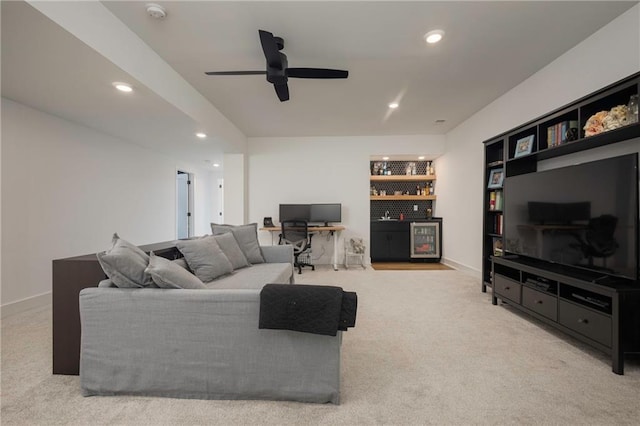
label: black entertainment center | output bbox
[482,71,640,374]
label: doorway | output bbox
[176,171,193,239]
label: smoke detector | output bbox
[146,3,167,19]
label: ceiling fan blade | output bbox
[274,83,289,102]
[205,71,266,75]
[259,30,283,70]
[286,68,348,79]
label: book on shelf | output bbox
[488,190,503,211]
[547,120,578,148]
[493,213,503,235]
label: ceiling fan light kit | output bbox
[205,29,348,102]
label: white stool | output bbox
[344,237,366,269]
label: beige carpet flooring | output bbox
[2,266,640,425]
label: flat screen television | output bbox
[504,153,639,281]
[310,203,342,225]
[279,204,310,222]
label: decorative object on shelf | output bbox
[514,135,534,158]
[628,94,638,124]
[566,120,579,141]
[492,237,503,256]
[584,104,630,137]
[405,162,417,175]
[487,168,504,189]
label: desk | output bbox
[260,225,346,271]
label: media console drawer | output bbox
[522,287,557,321]
[558,300,612,347]
[494,274,522,304]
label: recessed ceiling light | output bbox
[388,102,399,109]
[112,82,133,92]
[418,156,425,160]
[382,156,389,161]
[212,163,220,168]
[195,132,207,139]
[424,30,445,44]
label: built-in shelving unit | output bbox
[481,71,640,293]
[481,71,640,374]
[369,160,437,221]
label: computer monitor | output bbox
[310,203,342,226]
[279,204,311,222]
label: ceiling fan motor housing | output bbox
[266,53,288,85]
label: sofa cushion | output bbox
[176,236,234,283]
[96,233,153,288]
[145,253,206,289]
[213,232,250,270]
[211,223,265,264]
[205,262,292,290]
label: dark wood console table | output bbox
[492,256,640,374]
[52,241,181,375]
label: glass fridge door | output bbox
[410,222,441,258]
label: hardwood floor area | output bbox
[371,262,452,271]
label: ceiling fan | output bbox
[205,30,348,102]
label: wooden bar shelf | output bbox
[370,174,436,181]
[370,195,436,201]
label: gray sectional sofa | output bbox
[79,231,343,404]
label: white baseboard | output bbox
[1,291,51,318]
[442,257,481,280]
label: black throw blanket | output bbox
[259,284,357,336]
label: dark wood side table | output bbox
[52,241,181,375]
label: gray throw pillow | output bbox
[211,223,265,264]
[145,253,206,289]
[214,232,250,270]
[176,236,234,283]
[96,233,153,288]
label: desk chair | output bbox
[571,214,618,270]
[280,220,315,274]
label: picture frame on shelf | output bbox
[487,168,504,189]
[514,135,535,158]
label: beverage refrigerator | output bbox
[410,219,442,261]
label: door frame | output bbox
[176,170,195,239]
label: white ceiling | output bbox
[2,1,637,165]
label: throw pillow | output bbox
[211,223,265,264]
[213,232,251,270]
[96,233,153,288]
[176,236,234,283]
[145,253,206,289]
